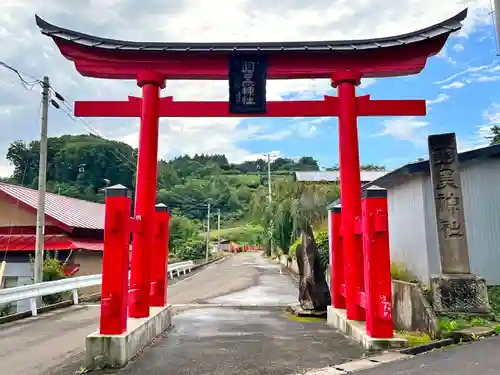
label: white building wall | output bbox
[387,157,500,285]
[2,261,33,313]
[387,175,431,282]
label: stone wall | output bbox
[291,260,438,337]
[392,280,439,338]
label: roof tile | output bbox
[0,183,105,230]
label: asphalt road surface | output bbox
[355,335,500,375]
[106,252,365,375]
[0,256,233,375]
[1,253,367,375]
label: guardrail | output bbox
[0,260,194,317]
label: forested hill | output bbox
[3,134,322,225]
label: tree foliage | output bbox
[250,177,340,256]
[326,164,386,171]
[486,125,500,145]
[5,134,340,260]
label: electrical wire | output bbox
[0,62,223,211]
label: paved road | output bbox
[1,253,366,375]
[0,256,236,375]
[109,252,365,375]
[355,335,500,375]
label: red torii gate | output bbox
[36,9,467,337]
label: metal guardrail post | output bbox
[100,185,131,335]
[151,204,170,307]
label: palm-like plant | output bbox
[251,177,339,255]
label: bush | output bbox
[0,303,12,317]
[42,257,67,305]
[314,231,329,270]
[288,231,329,271]
[176,238,206,261]
[208,224,264,244]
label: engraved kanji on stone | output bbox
[436,168,458,190]
[436,192,461,215]
[439,219,464,239]
[432,147,455,166]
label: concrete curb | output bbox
[298,352,415,374]
[399,338,454,355]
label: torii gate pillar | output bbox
[129,71,165,318]
[332,71,365,321]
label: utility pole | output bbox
[267,153,274,255]
[495,0,500,54]
[217,209,221,254]
[205,203,211,262]
[34,76,50,285]
[267,153,272,203]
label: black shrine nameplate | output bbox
[228,54,268,114]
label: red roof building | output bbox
[0,183,108,301]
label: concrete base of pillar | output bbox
[85,305,172,370]
[431,274,490,314]
[327,306,407,351]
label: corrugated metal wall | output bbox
[422,175,441,276]
[387,175,431,282]
[388,158,500,285]
[457,159,500,284]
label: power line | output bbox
[0,62,227,213]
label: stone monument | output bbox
[428,133,489,314]
[288,222,331,317]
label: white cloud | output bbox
[427,93,451,106]
[435,62,500,88]
[476,75,500,82]
[453,43,465,52]
[457,103,500,152]
[0,0,493,176]
[375,116,429,144]
[441,81,467,89]
[435,63,496,84]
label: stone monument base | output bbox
[286,303,327,318]
[431,274,490,314]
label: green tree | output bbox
[327,164,385,171]
[251,178,339,256]
[486,125,500,145]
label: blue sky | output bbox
[0,1,498,175]
[240,25,500,170]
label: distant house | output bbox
[217,239,243,253]
[294,171,389,184]
[328,143,500,285]
[0,183,106,313]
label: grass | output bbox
[390,262,419,283]
[286,312,325,323]
[206,224,263,243]
[488,286,500,321]
[220,174,261,186]
[397,330,432,347]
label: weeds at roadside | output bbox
[397,330,432,346]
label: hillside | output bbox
[4,134,322,224]
[3,134,385,259]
